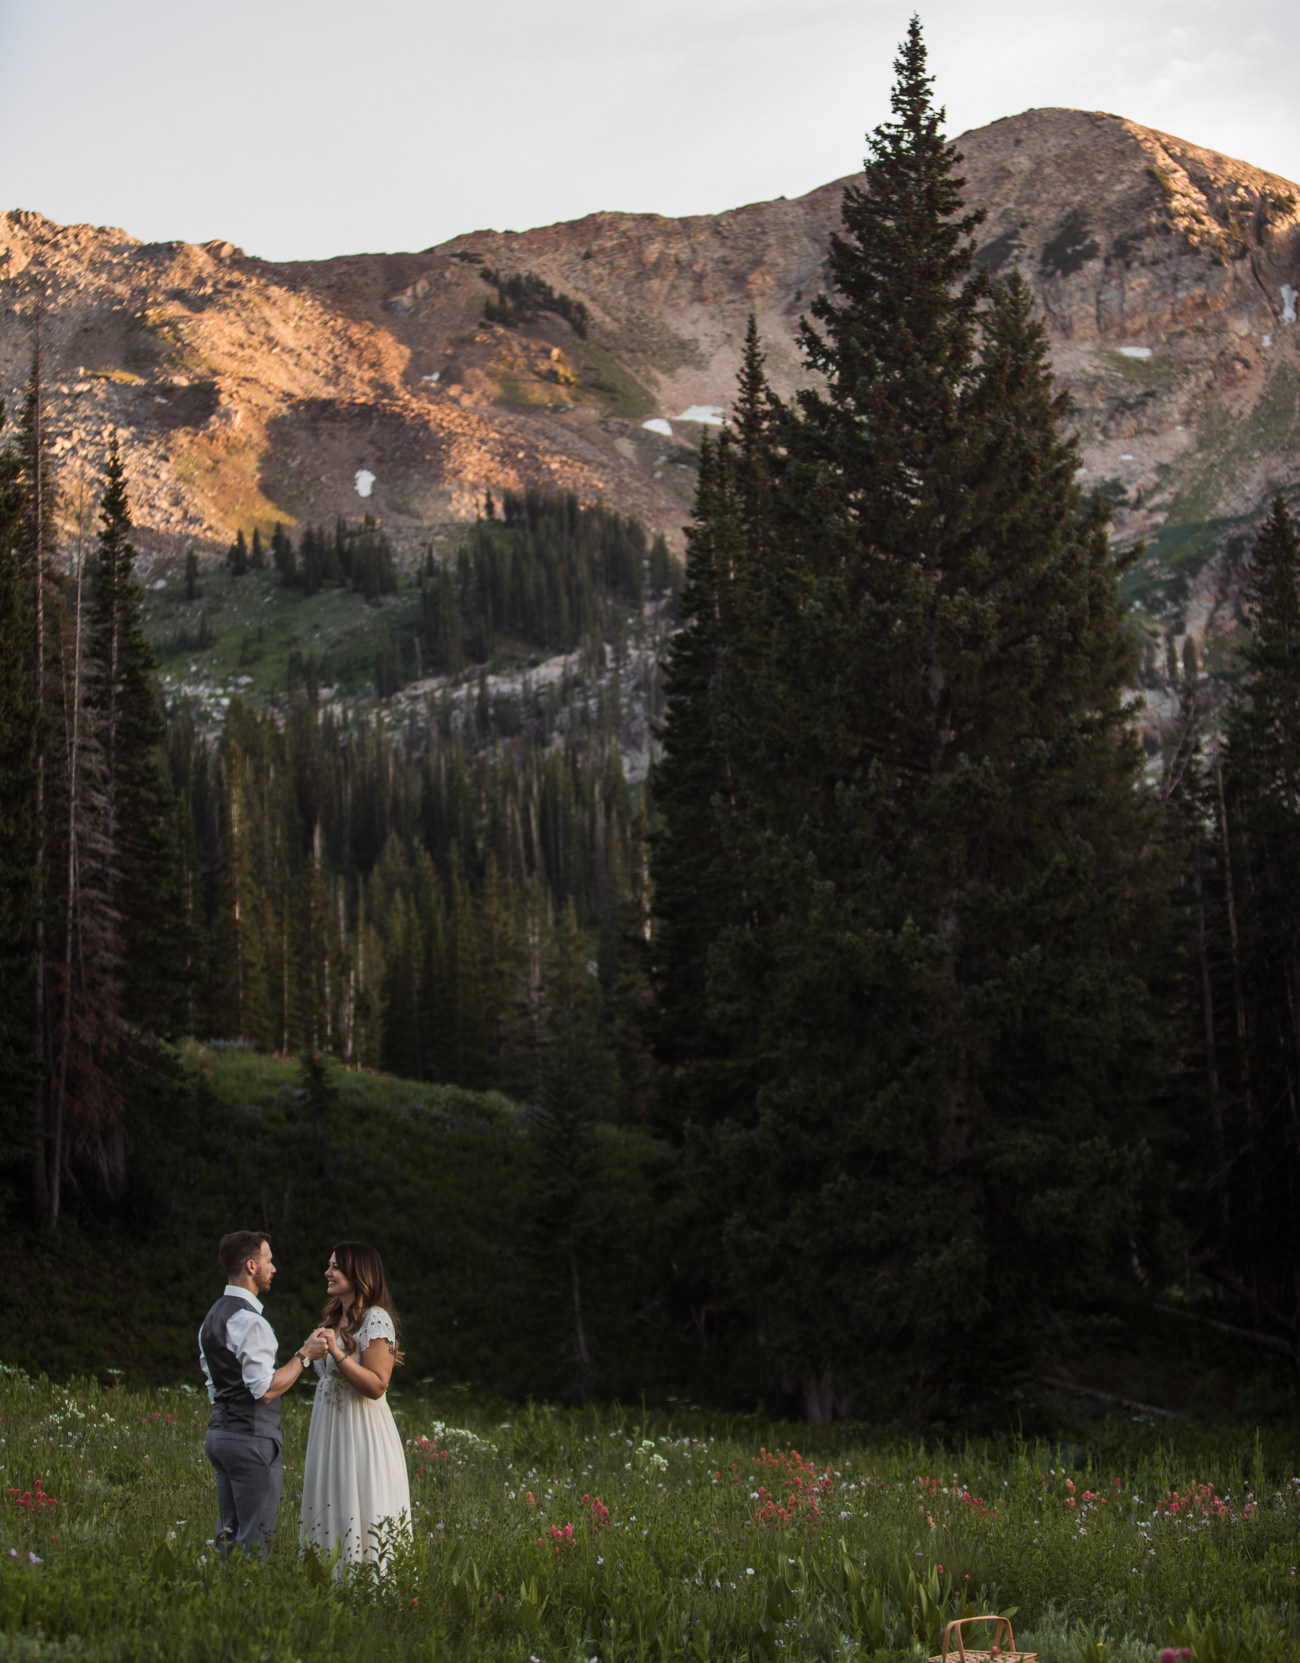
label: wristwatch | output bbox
[296,1350,311,1366]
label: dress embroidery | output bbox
[314,1308,396,1408]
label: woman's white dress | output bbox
[299,1306,411,1567]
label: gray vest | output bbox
[201,1293,282,1442]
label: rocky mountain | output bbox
[2,106,1299,716]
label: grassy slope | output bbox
[141,566,425,707]
[5,1045,678,1405]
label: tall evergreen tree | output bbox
[227,528,249,577]
[0,402,38,1183]
[20,331,68,1232]
[46,470,123,1229]
[659,22,1164,1419]
[1220,493,1300,1343]
[524,900,618,1403]
[87,436,187,1036]
[212,739,272,1045]
[649,433,748,1136]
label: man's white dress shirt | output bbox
[198,1284,278,1403]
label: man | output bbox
[199,1230,325,1557]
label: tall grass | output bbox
[3,1368,1299,1660]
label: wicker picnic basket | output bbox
[928,1616,1037,1663]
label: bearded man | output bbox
[198,1231,325,1557]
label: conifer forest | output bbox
[3,23,1300,1427]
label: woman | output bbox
[299,1241,411,1570]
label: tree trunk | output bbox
[803,1364,835,1426]
[569,1243,592,1406]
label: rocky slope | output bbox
[2,107,1299,702]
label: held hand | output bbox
[301,1335,327,1360]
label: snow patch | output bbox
[1120,454,1135,461]
[642,418,673,437]
[1118,346,1152,359]
[1263,333,1273,348]
[1281,285,1298,324]
[355,469,376,498]
[675,405,726,426]
[1075,467,1089,478]
[150,578,167,590]
[422,372,440,382]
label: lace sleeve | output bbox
[357,1306,396,1351]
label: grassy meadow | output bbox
[3,1363,1300,1662]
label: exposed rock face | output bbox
[2,107,1298,681]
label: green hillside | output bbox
[8,1042,684,1399]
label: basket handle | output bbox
[941,1616,1016,1661]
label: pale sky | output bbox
[1,0,1295,263]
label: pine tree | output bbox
[46,469,124,1229]
[271,522,295,585]
[87,436,187,1036]
[524,900,618,1403]
[0,402,38,1176]
[1157,639,1228,1270]
[293,854,334,1053]
[648,432,749,1137]
[664,22,1163,1419]
[212,739,272,1044]
[443,859,487,1087]
[1220,493,1300,1342]
[20,332,73,1232]
[599,802,656,1123]
[227,528,249,577]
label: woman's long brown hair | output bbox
[321,1241,403,1361]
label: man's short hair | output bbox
[218,1230,271,1281]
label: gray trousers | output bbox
[204,1427,283,1559]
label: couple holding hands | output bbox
[198,1231,412,1566]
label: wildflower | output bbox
[8,1482,57,1512]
